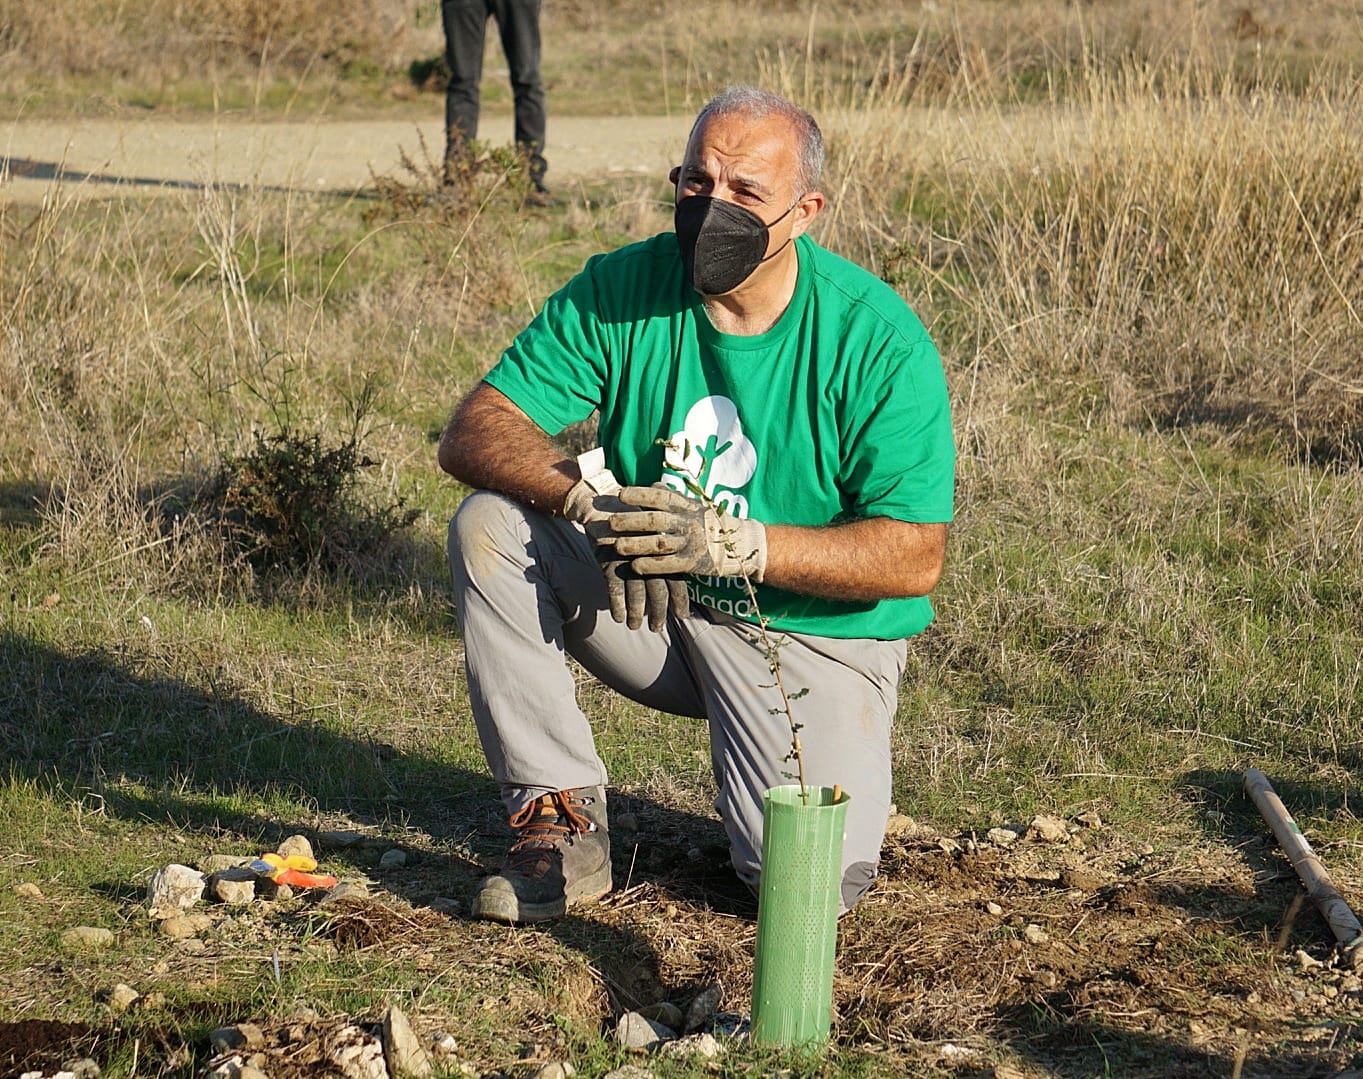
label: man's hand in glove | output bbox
[562,450,689,631]
[600,485,768,582]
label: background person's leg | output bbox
[681,612,905,912]
[490,0,547,189]
[441,0,490,178]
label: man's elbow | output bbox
[890,523,948,598]
[436,422,463,480]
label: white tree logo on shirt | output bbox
[661,395,755,517]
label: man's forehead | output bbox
[683,111,796,172]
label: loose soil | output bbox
[5,790,1359,1078]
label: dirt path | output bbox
[1,112,696,204]
[2,106,1083,206]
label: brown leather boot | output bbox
[473,786,611,924]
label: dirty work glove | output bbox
[604,485,768,582]
[562,450,690,631]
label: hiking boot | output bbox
[474,786,611,923]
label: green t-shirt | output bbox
[483,232,955,639]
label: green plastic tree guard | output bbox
[750,783,850,1045]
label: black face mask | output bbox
[674,195,798,296]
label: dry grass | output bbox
[3,4,1363,1076]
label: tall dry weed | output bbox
[828,55,1363,459]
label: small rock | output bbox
[1296,949,1325,971]
[1023,924,1050,946]
[986,827,1020,847]
[107,984,140,1012]
[937,836,963,854]
[270,882,295,902]
[210,871,257,906]
[329,1024,388,1079]
[529,1064,575,1079]
[683,982,723,1033]
[985,901,1004,916]
[379,849,407,870]
[603,1067,655,1079]
[429,897,461,916]
[209,1023,264,1053]
[140,991,167,1010]
[1074,811,1103,829]
[658,1032,721,1058]
[614,812,639,833]
[1027,815,1069,843]
[883,813,918,837]
[206,1057,244,1079]
[147,863,206,916]
[318,830,366,849]
[1341,975,1362,993]
[319,882,369,906]
[616,1011,673,1049]
[429,1033,459,1056]
[277,835,315,860]
[13,882,42,899]
[60,926,115,953]
[237,1067,270,1079]
[637,1002,684,1030]
[383,1003,433,1077]
[178,938,207,954]
[158,913,213,939]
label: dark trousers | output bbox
[441,0,547,186]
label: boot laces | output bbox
[505,789,596,867]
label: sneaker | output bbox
[474,786,611,923]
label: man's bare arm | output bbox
[437,382,578,514]
[762,517,948,601]
[440,382,948,602]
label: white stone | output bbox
[328,1024,389,1079]
[658,1032,720,1058]
[147,863,206,916]
[383,1003,432,1077]
[278,834,315,860]
[616,1011,672,1049]
[1027,815,1069,843]
[211,873,257,906]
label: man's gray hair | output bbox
[690,86,825,193]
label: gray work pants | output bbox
[447,490,906,910]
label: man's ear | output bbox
[791,190,826,238]
[668,165,681,186]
